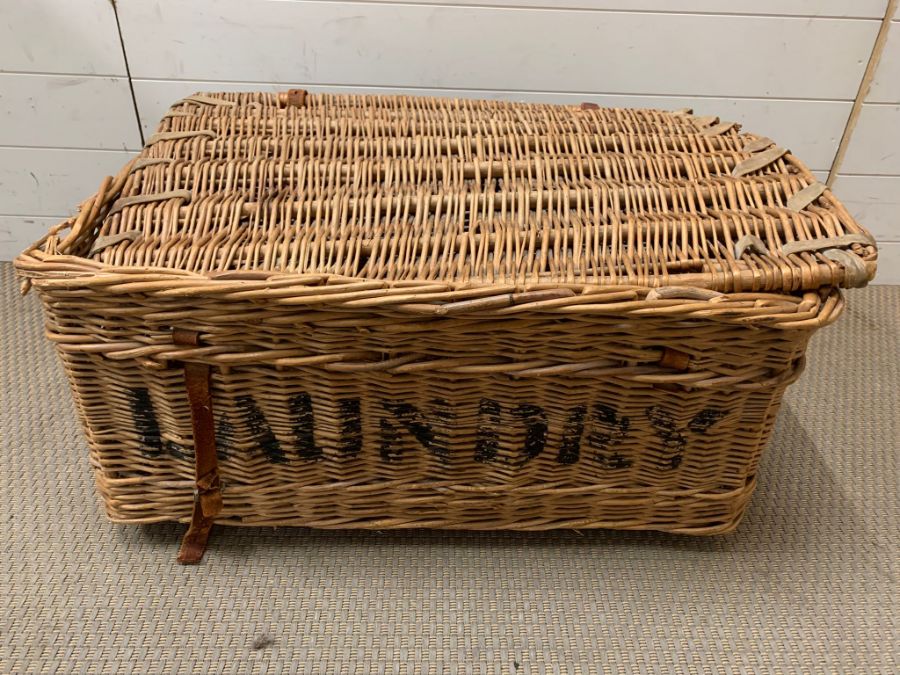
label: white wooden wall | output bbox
[1,0,897,282]
[0,1,141,257]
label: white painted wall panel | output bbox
[839,104,900,174]
[0,1,137,260]
[0,0,127,76]
[0,74,142,150]
[0,215,61,260]
[317,1,889,18]
[870,242,900,284]
[133,79,849,171]
[117,1,878,100]
[0,148,136,217]
[831,175,900,242]
[867,20,900,103]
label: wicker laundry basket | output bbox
[15,91,876,562]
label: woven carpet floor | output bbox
[1,262,897,674]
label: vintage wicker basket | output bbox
[15,91,877,562]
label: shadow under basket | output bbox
[14,91,876,562]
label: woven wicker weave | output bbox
[15,92,876,555]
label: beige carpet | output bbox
[1,262,897,674]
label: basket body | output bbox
[16,91,873,537]
[31,275,840,534]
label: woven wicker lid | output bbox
[62,91,877,292]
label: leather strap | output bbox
[177,496,217,565]
[280,88,308,108]
[658,347,691,371]
[173,328,222,564]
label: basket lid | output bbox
[63,91,877,292]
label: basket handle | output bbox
[49,156,139,257]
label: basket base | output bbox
[106,475,758,561]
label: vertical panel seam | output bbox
[109,0,145,146]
